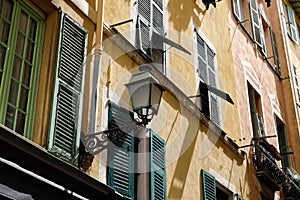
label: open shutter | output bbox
[150,130,166,200]
[249,0,262,46]
[287,6,298,43]
[236,194,244,200]
[270,28,280,73]
[201,169,216,200]
[152,0,163,35]
[277,124,290,168]
[233,0,242,21]
[107,102,135,199]
[138,0,151,54]
[207,48,219,125]
[48,13,87,165]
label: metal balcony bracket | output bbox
[81,124,141,156]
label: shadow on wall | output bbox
[167,0,206,32]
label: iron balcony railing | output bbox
[283,168,300,200]
[253,141,286,189]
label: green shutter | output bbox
[287,6,298,43]
[277,124,290,168]
[150,129,166,200]
[48,13,88,165]
[107,102,135,199]
[201,169,216,200]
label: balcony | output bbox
[252,140,286,190]
[283,168,300,199]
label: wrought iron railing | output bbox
[283,168,300,199]
[253,142,286,189]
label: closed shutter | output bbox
[249,0,262,46]
[48,13,87,165]
[107,102,135,199]
[150,130,166,200]
[287,6,298,43]
[201,169,216,200]
[270,28,280,73]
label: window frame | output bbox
[0,0,45,138]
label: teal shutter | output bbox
[48,13,88,165]
[107,102,135,199]
[236,194,244,200]
[201,169,216,200]
[150,129,166,200]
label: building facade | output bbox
[0,0,300,199]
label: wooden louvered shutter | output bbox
[287,6,298,43]
[138,0,151,54]
[201,169,216,200]
[233,0,242,21]
[48,13,87,165]
[107,102,135,199]
[207,47,219,125]
[270,28,280,73]
[150,130,166,200]
[153,0,163,35]
[236,194,244,200]
[249,0,262,46]
[197,33,207,82]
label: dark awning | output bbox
[0,125,129,200]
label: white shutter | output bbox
[249,0,262,46]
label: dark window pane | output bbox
[0,45,7,68]
[19,86,29,111]
[19,11,28,33]
[25,40,34,63]
[28,18,37,39]
[3,0,13,20]
[0,20,11,44]
[22,63,31,87]
[5,105,15,130]
[8,80,19,106]
[16,33,25,56]
[12,56,22,80]
[16,111,26,135]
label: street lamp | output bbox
[125,66,164,126]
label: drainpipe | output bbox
[89,0,104,135]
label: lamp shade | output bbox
[125,70,164,123]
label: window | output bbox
[48,13,88,165]
[137,0,164,72]
[107,102,166,200]
[201,170,240,200]
[196,33,220,125]
[247,84,265,137]
[0,0,44,137]
[284,4,298,43]
[292,65,300,103]
[249,0,267,53]
[275,116,290,168]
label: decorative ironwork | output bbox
[81,124,141,155]
[253,142,286,189]
[78,141,94,172]
[283,168,300,199]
